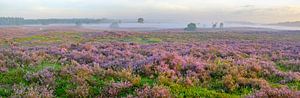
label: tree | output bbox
[212,22,218,29]
[75,21,82,26]
[184,23,197,31]
[220,22,224,29]
[110,22,119,28]
[138,18,144,23]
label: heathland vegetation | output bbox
[1,27,300,97]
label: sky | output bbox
[1,0,300,23]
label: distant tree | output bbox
[138,18,144,23]
[212,22,218,29]
[75,21,82,26]
[184,23,197,31]
[41,22,49,25]
[110,22,120,28]
[220,22,224,29]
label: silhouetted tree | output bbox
[220,22,224,29]
[138,18,144,23]
[212,22,218,29]
[184,23,197,31]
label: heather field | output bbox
[1,27,300,97]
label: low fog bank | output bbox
[80,22,300,31]
[1,22,300,32]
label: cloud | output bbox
[241,5,255,8]
[227,5,300,23]
[0,0,299,23]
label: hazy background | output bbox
[0,0,300,23]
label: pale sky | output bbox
[1,0,300,23]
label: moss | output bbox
[287,81,300,90]
[119,36,161,44]
[169,84,240,98]
[0,68,27,85]
[276,62,300,72]
[54,76,77,97]
[0,68,29,97]
[266,74,285,83]
[208,79,226,93]
[25,61,61,73]
[118,86,137,97]
[13,35,48,42]
[143,38,162,43]
[0,87,13,97]
[276,63,290,72]
[88,76,106,96]
[231,86,254,95]
[140,77,156,86]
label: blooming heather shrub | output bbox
[0,47,50,69]
[59,60,94,85]
[236,77,269,89]
[12,85,54,98]
[1,40,300,97]
[69,50,96,64]
[81,43,98,51]
[0,66,8,72]
[247,87,300,98]
[25,67,55,86]
[0,54,8,72]
[101,81,133,97]
[28,51,49,64]
[277,60,300,72]
[136,85,171,97]
[223,75,237,92]
[66,84,90,97]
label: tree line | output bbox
[0,17,116,25]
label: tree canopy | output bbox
[0,17,116,25]
[138,18,144,23]
[184,23,197,31]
